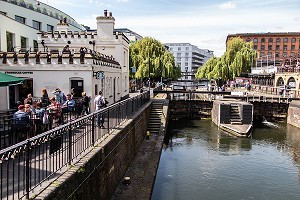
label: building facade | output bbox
[0,0,85,52]
[226,32,300,66]
[0,8,130,110]
[164,43,214,81]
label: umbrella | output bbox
[0,72,24,87]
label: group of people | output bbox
[12,88,108,141]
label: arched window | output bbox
[268,38,273,43]
[253,38,258,43]
[261,38,265,42]
[246,38,251,42]
[276,38,281,43]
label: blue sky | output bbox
[42,0,300,56]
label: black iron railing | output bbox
[0,91,149,200]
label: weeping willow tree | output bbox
[129,37,181,80]
[196,37,257,81]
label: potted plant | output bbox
[28,3,34,10]
[18,0,26,7]
[36,7,41,13]
[10,0,18,5]
[49,11,54,17]
[42,7,48,15]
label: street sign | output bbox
[132,66,136,73]
[96,71,104,80]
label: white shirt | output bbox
[94,95,105,110]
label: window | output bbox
[178,47,181,51]
[185,58,188,61]
[276,45,280,50]
[33,40,38,52]
[15,15,26,24]
[33,20,42,30]
[185,67,188,72]
[268,45,272,50]
[20,36,27,52]
[283,45,287,50]
[185,53,189,57]
[260,45,265,50]
[254,45,257,50]
[275,53,279,58]
[246,38,251,42]
[186,47,189,51]
[283,52,287,57]
[260,52,264,57]
[291,38,296,42]
[47,24,54,32]
[261,38,265,42]
[169,47,173,51]
[185,62,188,66]
[268,38,273,43]
[6,32,14,52]
[177,58,181,61]
[268,52,272,57]
[253,38,258,43]
[283,38,288,43]
[177,53,181,57]
[276,38,281,43]
[291,45,295,50]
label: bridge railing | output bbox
[0,91,150,200]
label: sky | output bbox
[41,0,300,56]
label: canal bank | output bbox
[111,98,169,200]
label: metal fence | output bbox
[0,91,150,200]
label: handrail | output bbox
[0,91,150,199]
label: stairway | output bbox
[230,104,242,125]
[147,101,163,134]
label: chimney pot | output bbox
[104,10,107,17]
[109,12,112,17]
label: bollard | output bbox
[146,131,150,139]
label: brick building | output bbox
[226,32,300,64]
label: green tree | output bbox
[196,37,256,81]
[129,37,181,80]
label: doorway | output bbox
[70,79,83,98]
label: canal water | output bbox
[152,119,300,200]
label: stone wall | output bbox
[241,104,253,124]
[38,102,151,200]
[287,101,300,128]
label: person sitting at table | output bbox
[24,93,33,105]
[34,102,46,134]
[24,104,32,115]
[62,94,76,113]
[35,102,45,118]
[12,105,31,141]
[47,97,61,126]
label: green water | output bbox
[152,119,300,200]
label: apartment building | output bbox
[164,43,214,80]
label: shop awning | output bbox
[0,72,24,87]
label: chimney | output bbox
[96,10,115,39]
[57,18,69,33]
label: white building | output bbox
[0,7,129,110]
[164,43,214,81]
[0,0,85,52]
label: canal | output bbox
[152,119,300,200]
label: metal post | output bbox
[68,125,72,165]
[92,114,95,145]
[25,139,30,199]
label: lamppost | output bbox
[148,56,151,91]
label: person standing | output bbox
[81,92,90,115]
[52,88,65,105]
[41,88,50,107]
[94,91,106,128]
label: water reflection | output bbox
[165,119,252,154]
[286,124,300,180]
[153,119,300,200]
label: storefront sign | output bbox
[5,71,33,75]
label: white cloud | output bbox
[117,0,128,2]
[219,2,236,9]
